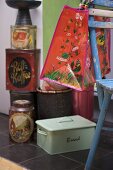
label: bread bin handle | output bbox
[37,128,47,136]
[58,118,74,123]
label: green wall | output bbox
[43,0,80,60]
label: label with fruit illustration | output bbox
[11,26,37,49]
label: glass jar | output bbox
[9,100,34,143]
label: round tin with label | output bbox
[9,100,34,143]
[11,25,37,49]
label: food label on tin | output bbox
[11,27,36,49]
[9,113,34,143]
[9,57,31,88]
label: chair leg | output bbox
[96,84,104,110]
[85,90,111,170]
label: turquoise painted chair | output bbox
[85,0,113,169]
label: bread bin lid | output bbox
[35,115,96,132]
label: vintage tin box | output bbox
[35,115,96,155]
[11,25,37,49]
[6,49,40,91]
[10,90,38,120]
[9,100,34,143]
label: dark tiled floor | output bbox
[0,113,113,170]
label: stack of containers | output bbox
[5,0,41,143]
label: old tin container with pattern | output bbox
[6,49,40,91]
[9,100,34,143]
[11,25,37,49]
[10,91,38,120]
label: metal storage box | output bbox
[35,115,96,155]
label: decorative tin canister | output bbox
[37,88,72,119]
[11,25,37,49]
[10,91,38,120]
[9,100,34,143]
[6,49,40,91]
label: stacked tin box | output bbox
[5,0,41,143]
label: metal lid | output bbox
[11,25,37,29]
[37,88,72,94]
[36,115,96,132]
[11,100,33,111]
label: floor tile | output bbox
[0,133,13,148]
[71,165,100,170]
[0,115,9,133]
[0,113,113,170]
[21,154,81,170]
[61,150,89,164]
[0,143,46,164]
[94,152,113,170]
[61,147,110,165]
[99,133,113,151]
[0,113,9,119]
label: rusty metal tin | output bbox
[9,100,34,143]
[6,49,40,91]
[11,25,37,49]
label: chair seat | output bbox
[97,79,113,92]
